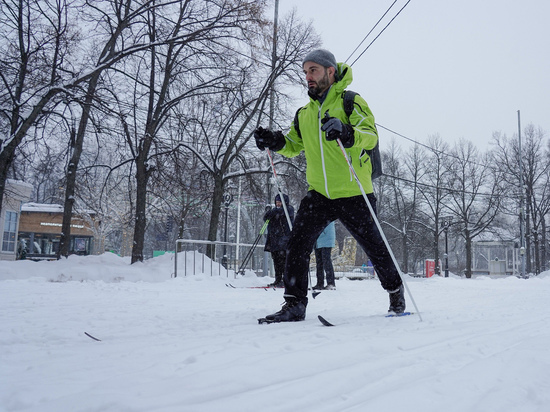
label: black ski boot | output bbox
[258,298,306,324]
[388,285,406,314]
[312,283,324,291]
[268,280,284,288]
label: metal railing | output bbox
[174,239,265,278]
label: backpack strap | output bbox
[343,90,383,179]
[293,106,305,139]
[342,90,358,117]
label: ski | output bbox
[318,311,414,326]
[84,332,101,341]
[225,283,279,290]
[385,311,414,318]
[317,315,334,327]
[258,317,280,324]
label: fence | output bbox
[174,239,265,278]
[174,239,383,280]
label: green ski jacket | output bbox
[277,63,378,199]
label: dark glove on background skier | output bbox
[321,112,355,148]
[264,206,284,221]
[254,127,285,151]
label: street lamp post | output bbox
[222,193,233,268]
[441,216,452,277]
[517,110,526,278]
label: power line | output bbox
[342,1,524,184]
[382,172,510,199]
[348,0,413,67]
[376,123,522,181]
[345,0,400,64]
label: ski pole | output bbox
[266,149,293,231]
[238,222,266,274]
[332,131,422,321]
[266,149,319,298]
[237,219,269,276]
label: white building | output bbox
[1,180,33,261]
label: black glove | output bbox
[264,207,282,221]
[321,112,355,148]
[254,127,285,151]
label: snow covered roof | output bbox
[21,203,96,215]
[22,203,64,213]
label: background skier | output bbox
[263,193,294,288]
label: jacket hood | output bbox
[334,62,353,92]
[274,193,290,205]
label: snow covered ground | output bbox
[1,252,549,412]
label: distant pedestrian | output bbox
[313,221,336,290]
[263,193,294,288]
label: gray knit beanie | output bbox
[302,49,337,70]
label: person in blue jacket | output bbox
[313,221,336,290]
[263,193,294,287]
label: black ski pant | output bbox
[283,190,402,305]
[314,247,335,286]
[271,250,286,284]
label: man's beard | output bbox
[308,69,330,96]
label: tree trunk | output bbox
[524,207,533,274]
[131,155,150,264]
[464,233,472,278]
[206,175,224,260]
[533,229,540,275]
[177,206,188,240]
[58,75,99,258]
[0,141,18,216]
[434,229,441,276]
[401,232,408,274]
[541,219,547,272]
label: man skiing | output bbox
[254,49,405,323]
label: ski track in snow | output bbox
[1,253,550,412]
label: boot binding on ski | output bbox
[259,299,306,323]
[388,285,406,314]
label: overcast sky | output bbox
[276,0,550,151]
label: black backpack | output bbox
[293,90,383,179]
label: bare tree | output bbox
[0,0,196,251]
[112,0,278,263]
[0,0,80,215]
[58,0,195,258]
[171,10,319,259]
[521,126,550,274]
[492,125,550,274]
[377,141,420,273]
[445,140,504,278]
[417,135,452,274]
